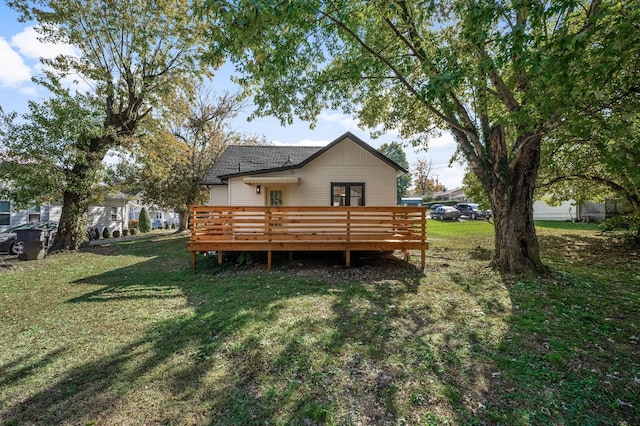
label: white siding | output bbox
[87,198,128,233]
[224,137,398,207]
[209,185,230,206]
[532,200,576,221]
[228,178,265,206]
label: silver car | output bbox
[430,206,461,221]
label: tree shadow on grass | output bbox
[0,238,516,424]
[3,231,636,424]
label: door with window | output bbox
[266,186,286,231]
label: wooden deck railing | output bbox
[187,206,428,270]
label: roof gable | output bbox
[202,132,407,185]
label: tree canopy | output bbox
[203,0,640,273]
[5,0,217,250]
[114,86,263,231]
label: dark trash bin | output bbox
[15,228,50,261]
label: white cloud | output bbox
[10,26,77,60]
[0,37,31,87]
[318,111,361,132]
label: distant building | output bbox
[432,188,467,202]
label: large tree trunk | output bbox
[489,180,546,274]
[480,126,547,274]
[53,190,91,251]
[52,139,107,251]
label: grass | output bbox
[0,224,638,425]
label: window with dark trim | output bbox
[331,183,365,206]
[0,201,10,226]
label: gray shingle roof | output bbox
[203,146,323,184]
[202,132,407,185]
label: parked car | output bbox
[430,206,461,221]
[0,221,58,255]
[430,203,444,212]
[454,203,492,220]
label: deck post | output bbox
[345,250,351,267]
[218,250,223,265]
[268,250,272,271]
[191,251,196,269]
[421,249,426,269]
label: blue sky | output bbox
[0,3,465,190]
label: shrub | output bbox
[599,212,640,244]
[171,223,176,229]
[102,227,111,239]
[164,223,170,229]
[128,219,139,229]
[122,229,129,237]
[139,208,152,233]
[129,228,137,235]
[93,227,100,240]
[112,230,121,238]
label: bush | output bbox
[599,212,640,244]
[164,223,170,229]
[171,223,176,229]
[122,229,129,237]
[128,219,139,229]
[102,227,111,239]
[139,208,152,233]
[112,230,121,238]
[129,228,137,235]
[93,227,100,240]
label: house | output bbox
[432,188,467,202]
[203,132,406,207]
[0,201,62,231]
[86,193,133,234]
[128,200,178,228]
[191,132,428,270]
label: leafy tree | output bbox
[412,158,443,197]
[205,0,640,273]
[113,86,262,232]
[378,141,410,203]
[538,105,640,214]
[1,83,103,217]
[138,207,152,233]
[5,0,216,251]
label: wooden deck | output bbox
[187,206,428,270]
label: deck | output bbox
[187,206,428,270]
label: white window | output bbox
[111,207,118,221]
[28,205,41,222]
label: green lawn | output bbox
[0,225,638,425]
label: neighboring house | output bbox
[0,201,62,232]
[433,188,467,202]
[202,132,407,207]
[86,193,132,234]
[128,200,179,228]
